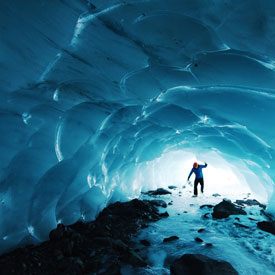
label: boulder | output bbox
[168,185,178,190]
[49,223,66,241]
[163,236,179,243]
[195,237,203,243]
[212,199,247,219]
[143,188,172,196]
[160,211,169,217]
[257,221,275,235]
[170,254,238,275]
[140,240,151,246]
[151,199,167,208]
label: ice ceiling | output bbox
[1,0,275,253]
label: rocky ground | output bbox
[0,189,274,275]
[0,199,166,274]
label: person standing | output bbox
[187,162,208,196]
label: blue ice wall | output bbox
[1,0,275,253]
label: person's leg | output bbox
[200,178,204,193]
[194,179,199,195]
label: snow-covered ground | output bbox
[122,186,275,274]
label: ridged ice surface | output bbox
[1,0,275,254]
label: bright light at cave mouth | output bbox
[136,150,269,203]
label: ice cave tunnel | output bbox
[1,0,275,256]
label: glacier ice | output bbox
[1,0,275,254]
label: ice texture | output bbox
[1,0,275,253]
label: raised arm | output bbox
[202,162,208,168]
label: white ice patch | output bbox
[22,112,32,125]
[27,225,34,236]
[53,89,59,102]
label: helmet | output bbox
[193,162,198,168]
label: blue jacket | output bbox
[188,163,207,180]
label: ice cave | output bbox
[1,0,275,274]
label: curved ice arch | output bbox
[2,0,275,255]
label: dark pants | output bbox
[194,178,204,195]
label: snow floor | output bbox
[121,185,275,275]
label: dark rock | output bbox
[234,217,240,222]
[206,243,213,247]
[168,185,177,190]
[163,236,179,243]
[125,250,147,267]
[200,204,214,209]
[183,211,188,213]
[49,223,65,241]
[143,188,172,196]
[212,193,221,197]
[111,239,128,252]
[150,199,167,208]
[248,217,257,221]
[198,228,205,233]
[195,237,203,243]
[257,221,275,235]
[140,240,151,247]
[170,254,238,275]
[235,199,266,209]
[168,202,173,205]
[58,257,84,273]
[61,239,74,257]
[212,199,247,219]
[160,211,169,217]
[233,223,249,229]
[70,220,87,233]
[202,213,210,219]
[53,249,64,261]
[0,199,161,274]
